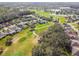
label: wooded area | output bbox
[32,24,72,56]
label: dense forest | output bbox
[0,11,35,24]
[32,24,72,56]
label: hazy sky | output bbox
[0,0,79,2]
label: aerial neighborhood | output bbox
[0,2,79,56]
[0,10,50,39]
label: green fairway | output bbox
[52,15,67,24]
[32,10,51,18]
[58,16,67,24]
[0,35,12,49]
[35,22,54,34]
[1,28,33,56]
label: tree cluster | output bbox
[32,24,71,56]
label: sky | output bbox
[0,0,79,2]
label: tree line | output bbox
[0,11,35,24]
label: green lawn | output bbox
[2,28,33,56]
[35,22,54,34]
[58,16,67,24]
[0,35,12,49]
[32,10,51,18]
[52,15,67,24]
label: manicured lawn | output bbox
[35,22,54,34]
[0,35,12,49]
[58,16,67,24]
[32,10,51,18]
[4,37,34,56]
[52,15,67,24]
[2,28,34,56]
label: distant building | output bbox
[59,7,71,10]
[0,31,6,39]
